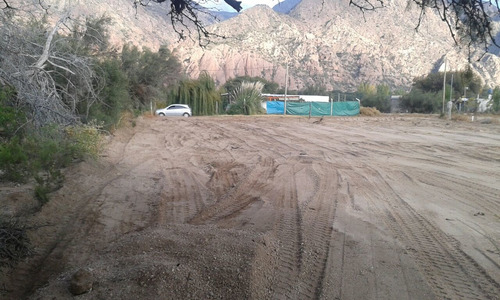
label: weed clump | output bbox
[360,107,381,116]
[0,219,33,270]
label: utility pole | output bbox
[284,63,288,115]
[449,74,454,120]
[442,57,447,114]
[450,74,454,103]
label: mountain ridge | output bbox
[19,0,500,91]
[171,0,496,91]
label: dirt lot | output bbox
[1,114,500,299]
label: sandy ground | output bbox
[1,114,500,299]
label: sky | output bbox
[199,0,282,11]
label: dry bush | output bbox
[360,107,381,116]
[0,219,33,269]
[451,115,470,122]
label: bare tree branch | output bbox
[0,10,102,128]
[35,14,69,69]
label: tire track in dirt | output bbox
[415,171,500,213]
[348,165,500,299]
[267,162,303,299]
[256,118,500,299]
[254,154,339,299]
[2,122,144,299]
[155,167,208,225]
[188,156,276,225]
[296,163,338,299]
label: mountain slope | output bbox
[169,0,500,91]
[15,0,500,91]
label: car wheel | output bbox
[159,113,165,116]
[183,113,190,117]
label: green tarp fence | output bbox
[266,101,359,116]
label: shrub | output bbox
[400,90,441,113]
[0,137,30,182]
[0,86,23,139]
[360,107,381,116]
[226,82,265,115]
[0,219,33,270]
[0,122,103,204]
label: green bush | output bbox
[226,81,265,115]
[0,137,29,182]
[0,86,23,139]
[0,122,102,204]
[400,90,441,113]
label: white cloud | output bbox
[240,0,282,10]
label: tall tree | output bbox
[169,72,221,115]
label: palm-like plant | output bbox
[227,81,265,115]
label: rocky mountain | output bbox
[16,0,500,92]
[172,0,500,90]
[168,0,500,91]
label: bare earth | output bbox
[2,115,500,299]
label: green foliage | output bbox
[357,82,377,97]
[299,84,328,96]
[226,81,265,115]
[492,87,500,113]
[0,86,23,139]
[0,123,102,204]
[121,44,182,109]
[65,122,103,159]
[89,59,132,128]
[168,72,221,115]
[0,137,29,182]
[357,83,391,113]
[401,69,483,113]
[224,76,279,94]
[413,70,482,100]
[400,89,441,113]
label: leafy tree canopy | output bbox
[224,76,279,94]
[412,69,482,98]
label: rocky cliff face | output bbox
[169,0,500,91]
[20,0,500,91]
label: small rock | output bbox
[69,268,93,295]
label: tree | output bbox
[168,72,221,115]
[492,87,500,112]
[299,84,328,96]
[0,12,104,128]
[224,76,279,94]
[357,82,377,97]
[400,68,488,113]
[358,83,391,112]
[400,89,442,113]
[120,44,182,109]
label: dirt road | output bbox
[2,115,500,299]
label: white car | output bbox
[155,104,192,117]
